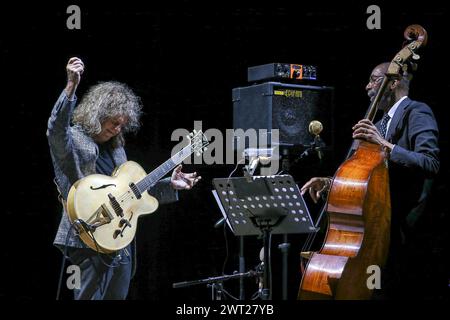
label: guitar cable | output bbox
[86,222,131,269]
[56,223,76,300]
[55,220,131,300]
[221,158,244,277]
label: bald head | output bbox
[366,62,410,109]
[374,62,390,75]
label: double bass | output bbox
[298,25,428,299]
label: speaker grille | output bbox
[233,82,334,148]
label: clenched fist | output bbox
[65,57,85,99]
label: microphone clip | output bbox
[298,135,326,161]
[242,148,274,179]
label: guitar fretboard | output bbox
[136,145,192,192]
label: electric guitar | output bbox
[67,130,208,253]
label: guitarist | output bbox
[47,57,201,300]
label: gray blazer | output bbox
[47,91,178,248]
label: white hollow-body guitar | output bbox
[67,130,208,253]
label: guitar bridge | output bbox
[108,193,124,217]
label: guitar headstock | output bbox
[187,129,209,156]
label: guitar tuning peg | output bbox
[412,53,420,60]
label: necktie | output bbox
[379,113,391,138]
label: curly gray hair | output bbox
[73,81,143,147]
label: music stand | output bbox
[212,174,317,300]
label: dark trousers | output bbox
[66,245,133,300]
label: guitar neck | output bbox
[136,145,193,192]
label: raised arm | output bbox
[46,58,85,158]
[64,57,84,100]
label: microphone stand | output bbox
[213,220,246,299]
[297,135,325,162]
[278,234,290,300]
[172,270,259,300]
[238,236,245,300]
[297,120,325,163]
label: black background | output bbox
[1,1,448,301]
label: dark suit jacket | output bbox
[375,97,439,246]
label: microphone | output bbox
[247,156,260,176]
[298,120,325,161]
[259,156,272,165]
[309,120,325,160]
[243,148,274,178]
[308,120,323,136]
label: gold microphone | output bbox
[309,120,323,136]
[309,120,324,160]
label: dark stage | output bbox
[1,1,448,303]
